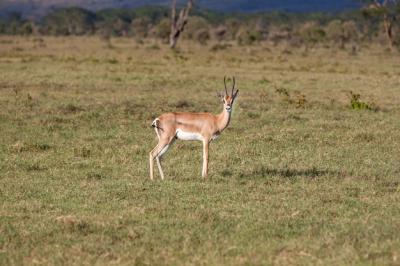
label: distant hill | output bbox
[0,0,362,20]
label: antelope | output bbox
[149,77,239,180]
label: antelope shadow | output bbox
[238,166,340,179]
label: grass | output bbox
[0,36,400,265]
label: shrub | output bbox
[349,91,371,110]
[41,7,96,35]
[236,27,262,45]
[211,25,227,41]
[268,25,292,45]
[182,16,210,40]
[194,28,210,45]
[153,18,170,42]
[326,20,359,48]
[210,43,232,51]
[326,20,345,48]
[297,21,326,46]
[224,18,241,40]
[131,17,151,38]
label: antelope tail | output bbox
[151,118,164,138]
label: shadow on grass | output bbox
[236,166,340,180]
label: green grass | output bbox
[1,36,400,265]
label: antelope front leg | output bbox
[149,150,155,180]
[149,139,172,180]
[202,140,209,177]
[149,143,165,180]
[156,157,165,180]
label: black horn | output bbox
[224,76,228,95]
[231,76,236,96]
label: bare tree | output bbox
[170,0,193,49]
[363,0,398,49]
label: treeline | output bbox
[0,5,398,48]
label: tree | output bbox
[362,0,399,49]
[154,18,171,42]
[326,20,359,48]
[298,21,326,47]
[42,7,96,35]
[131,17,151,39]
[169,0,193,48]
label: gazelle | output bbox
[149,77,239,180]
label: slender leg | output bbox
[149,137,174,180]
[149,141,168,180]
[156,157,164,180]
[202,140,209,177]
[149,144,159,180]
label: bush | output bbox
[130,17,151,38]
[268,25,292,45]
[349,91,371,110]
[326,20,359,48]
[297,21,326,46]
[182,16,210,40]
[153,18,170,42]
[236,27,262,45]
[326,20,345,47]
[210,43,232,51]
[224,18,241,40]
[211,25,227,41]
[19,22,33,35]
[41,7,96,35]
[194,28,210,45]
[342,21,359,42]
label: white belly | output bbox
[176,130,203,141]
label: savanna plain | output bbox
[1,36,400,265]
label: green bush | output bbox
[194,28,210,45]
[153,18,170,41]
[237,28,262,45]
[41,7,96,35]
[349,91,371,110]
[298,21,326,45]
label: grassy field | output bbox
[1,36,400,265]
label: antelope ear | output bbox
[217,91,225,99]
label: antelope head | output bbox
[219,76,239,113]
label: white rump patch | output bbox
[176,129,203,141]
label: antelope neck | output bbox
[217,107,232,132]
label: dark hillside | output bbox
[0,0,361,19]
